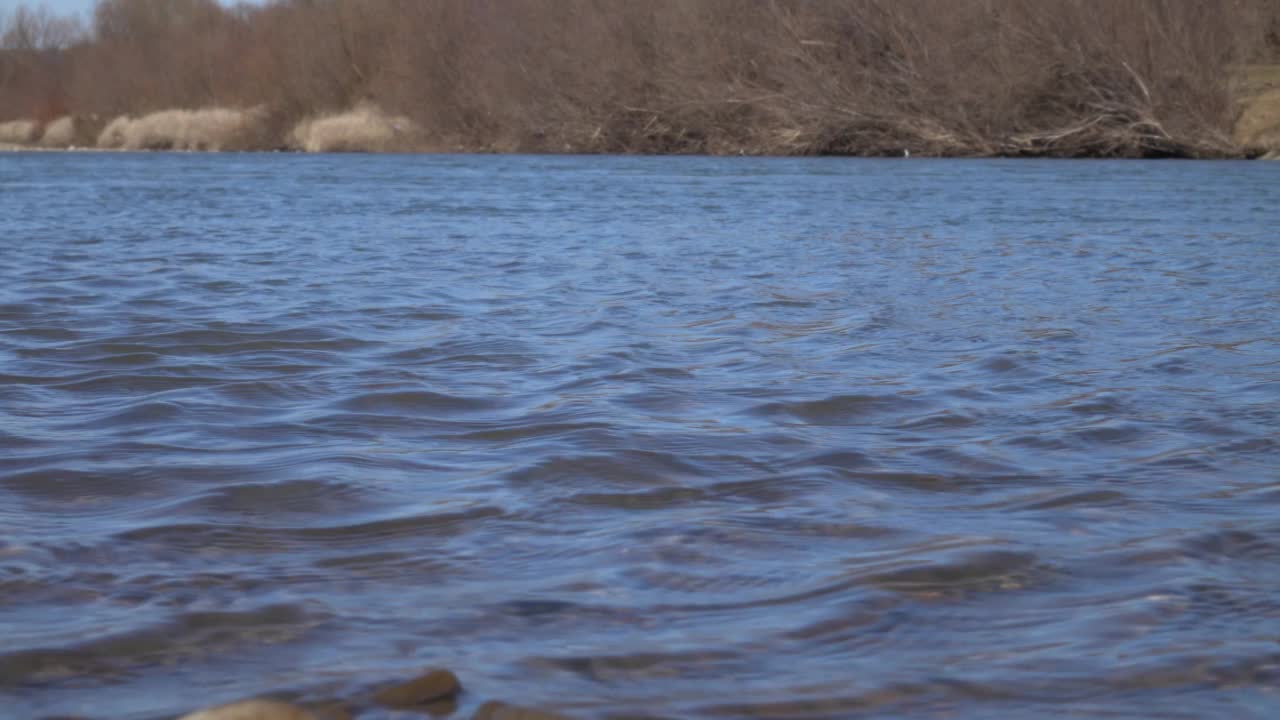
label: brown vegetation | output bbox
[94,107,267,150]
[1233,64,1280,154]
[0,117,37,144]
[2,0,1279,156]
[290,103,420,152]
[36,114,72,146]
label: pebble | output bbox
[372,668,463,709]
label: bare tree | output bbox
[2,0,1277,155]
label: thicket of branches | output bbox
[2,0,1278,156]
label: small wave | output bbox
[2,325,81,341]
[568,486,707,511]
[85,399,186,425]
[1,467,164,503]
[173,478,378,519]
[1070,421,1148,446]
[114,504,505,554]
[451,421,613,444]
[750,393,929,425]
[212,378,333,404]
[0,603,323,688]
[862,550,1046,596]
[1015,489,1132,511]
[50,373,225,395]
[1178,528,1280,564]
[335,390,503,416]
[503,450,706,489]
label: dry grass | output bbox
[94,108,265,151]
[290,104,418,152]
[1235,64,1280,96]
[0,119,37,144]
[1233,64,1280,153]
[1236,88,1280,146]
[6,0,1279,157]
[95,115,132,148]
[37,115,74,146]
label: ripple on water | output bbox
[335,390,505,416]
[861,550,1047,598]
[114,504,506,555]
[503,450,708,489]
[2,155,1278,720]
[0,603,325,688]
[750,393,932,426]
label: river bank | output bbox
[4,2,1280,159]
[3,67,1278,158]
[2,117,1278,158]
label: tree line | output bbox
[2,0,1278,156]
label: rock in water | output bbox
[177,699,317,720]
[472,701,574,720]
[373,668,462,708]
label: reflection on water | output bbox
[1,153,1278,719]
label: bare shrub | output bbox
[7,0,1280,157]
[37,115,73,146]
[96,115,132,148]
[1236,88,1280,149]
[95,108,267,151]
[290,103,418,152]
[0,118,37,144]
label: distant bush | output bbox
[94,108,265,151]
[290,104,418,153]
[1234,86,1280,153]
[37,115,74,146]
[0,118,37,144]
[96,115,132,149]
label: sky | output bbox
[5,0,96,16]
[3,0,258,18]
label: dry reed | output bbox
[94,108,264,151]
[290,104,418,153]
[4,0,1278,157]
[0,119,37,144]
[37,115,74,146]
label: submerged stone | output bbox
[373,668,462,708]
[177,699,317,720]
[472,701,574,720]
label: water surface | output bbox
[1,153,1278,719]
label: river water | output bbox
[1,153,1277,719]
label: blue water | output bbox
[1,153,1278,719]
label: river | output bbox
[1,153,1277,719]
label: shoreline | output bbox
[6,63,1278,161]
[3,3,1278,164]
[2,143,1277,159]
